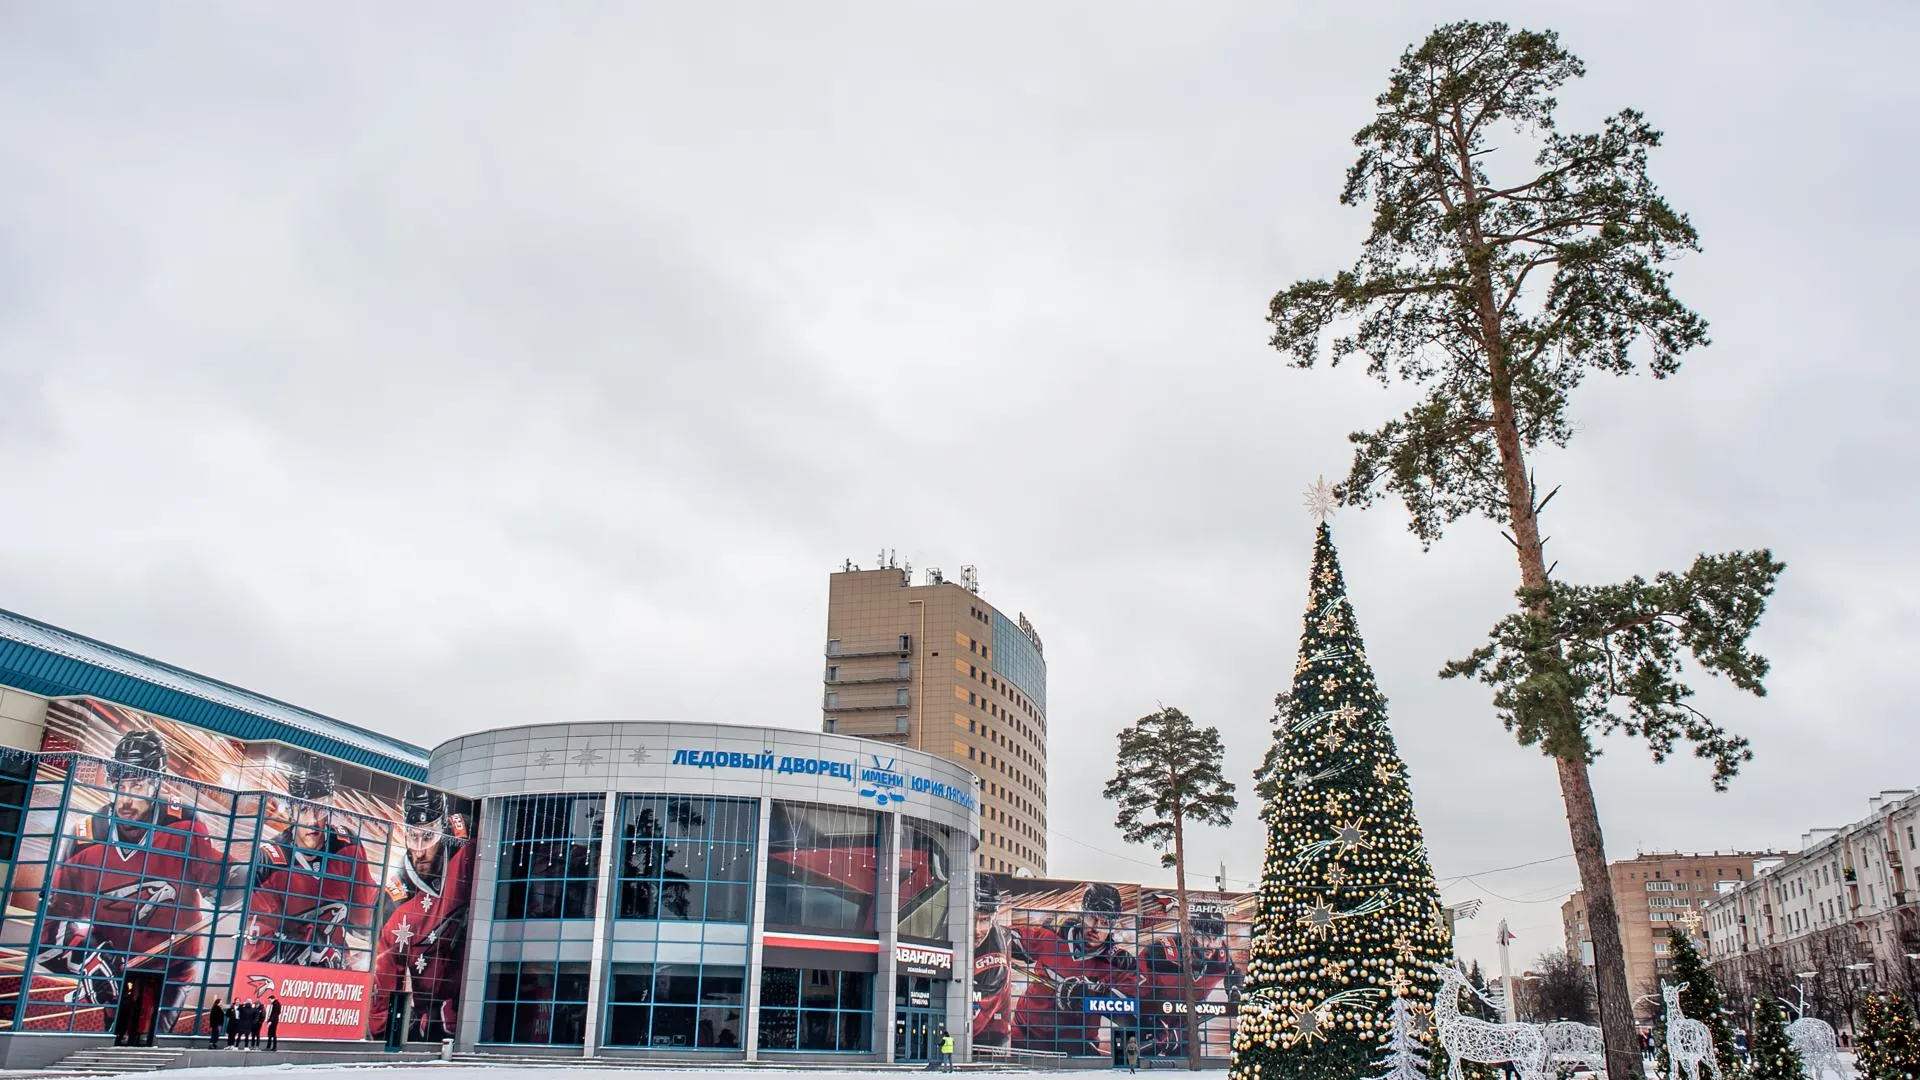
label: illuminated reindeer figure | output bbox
[1541,1020,1607,1079]
[1661,983,1723,1080]
[1433,962,1547,1080]
[1784,1012,1844,1080]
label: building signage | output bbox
[910,991,933,1007]
[1158,1000,1228,1016]
[1085,996,1138,1015]
[232,961,374,1040]
[895,942,954,977]
[666,748,978,811]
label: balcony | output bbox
[825,636,912,659]
[826,672,910,686]
[823,699,911,713]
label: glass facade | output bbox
[898,819,952,941]
[989,611,1047,712]
[493,795,605,920]
[615,796,755,923]
[757,968,872,1052]
[602,962,745,1049]
[764,802,880,933]
[481,960,590,1045]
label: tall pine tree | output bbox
[1231,514,1452,1080]
[1666,927,1742,1078]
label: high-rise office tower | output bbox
[822,564,1047,877]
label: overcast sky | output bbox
[3,2,1915,972]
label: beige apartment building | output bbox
[822,565,1048,877]
[1704,790,1920,1020]
[1562,851,1783,1020]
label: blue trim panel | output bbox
[0,638,428,781]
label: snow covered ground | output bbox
[90,1068,1231,1080]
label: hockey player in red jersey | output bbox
[370,784,473,1043]
[242,753,379,969]
[1138,909,1236,1058]
[1009,883,1141,1056]
[39,731,224,1030]
[971,875,1012,1048]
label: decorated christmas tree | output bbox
[1856,991,1920,1080]
[1231,491,1453,1080]
[1745,995,1802,1080]
[1665,926,1743,1078]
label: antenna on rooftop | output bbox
[960,565,979,593]
[926,567,944,585]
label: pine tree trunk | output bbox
[1474,259,1646,1080]
[1171,794,1201,1071]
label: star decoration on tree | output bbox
[1325,864,1349,887]
[1320,957,1346,981]
[1333,819,1369,853]
[572,747,604,770]
[1303,475,1339,524]
[1430,901,1450,933]
[1334,702,1364,728]
[1290,771,1316,790]
[1317,612,1345,637]
[1319,675,1340,695]
[1285,1004,1331,1046]
[1374,760,1399,785]
[1678,908,1704,934]
[628,747,651,765]
[1390,970,1412,997]
[1318,565,1338,586]
[1319,728,1346,752]
[1301,902,1336,936]
[1394,934,1418,964]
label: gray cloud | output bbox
[2,0,1914,970]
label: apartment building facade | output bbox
[822,565,1048,877]
[1561,851,1783,1020]
[1705,790,1920,1021]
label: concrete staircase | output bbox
[46,1046,186,1075]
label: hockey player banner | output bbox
[2,697,477,1042]
[232,961,372,1040]
[970,874,1254,1060]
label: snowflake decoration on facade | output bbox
[573,747,603,770]
[1304,475,1339,523]
[628,747,651,765]
[533,751,555,769]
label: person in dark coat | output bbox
[266,996,282,1050]
[206,999,226,1048]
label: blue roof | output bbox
[0,606,429,780]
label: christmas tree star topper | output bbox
[1304,475,1338,523]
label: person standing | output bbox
[939,1028,955,1072]
[206,999,226,1048]
[1126,1034,1141,1074]
[244,999,261,1048]
[266,995,281,1051]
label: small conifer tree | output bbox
[1857,991,1920,1080]
[1745,996,1801,1080]
[1666,928,1743,1077]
